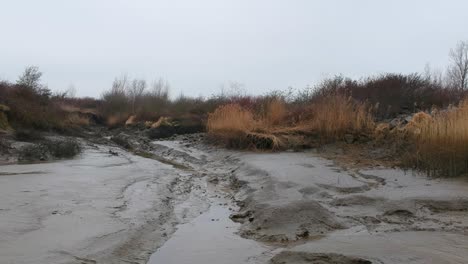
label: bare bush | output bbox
[128,79,146,113]
[100,75,172,125]
[447,41,468,91]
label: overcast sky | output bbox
[1,0,467,98]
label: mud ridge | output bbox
[270,251,373,264]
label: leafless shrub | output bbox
[447,40,468,91]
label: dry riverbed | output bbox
[1,132,468,264]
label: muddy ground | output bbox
[1,130,468,264]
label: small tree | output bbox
[101,75,131,116]
[16,66,51,97]
[150,78,170,99]
[448,41,468,90]
[127,79,146,113]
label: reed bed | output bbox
[207,95,374,150]
[410,101,468,177]
[297,95,375,141]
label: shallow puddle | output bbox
[148,205,269,264]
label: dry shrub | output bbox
[408,101,468,177]
[58,103,98,115]
[307,74,462,119]
[403,112,432,135]
[18,138,81,161]
[144,121,153,128]
[207,104,256,134]
[125,115,137,126]
[374,123,391,135]
[245,132,283,150]
[373,122,393,143]
[207,95,374,150]
[1,83,66,130]
[298,95,375,141]
[262,99,287,127]
[151,116,172,128]
[107,114,128,128]
[59,104,81,113]
[207,104,262,149]
[66,113,90,127]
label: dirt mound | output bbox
[232,201,344,242]
[270,251,372,264]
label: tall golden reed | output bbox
[207,95,375,149]
[206,104,256,135]
[299,95,375,140]
[262,99,287,127]
[411,100,468,177]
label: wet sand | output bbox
[231,152,468,263]
[1,136,468,263]
[0,142,221,264]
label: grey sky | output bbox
[1,0,467,98]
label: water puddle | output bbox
[148,205,269,264]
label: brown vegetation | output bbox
[207,95,374,150]
[0,82,66,130]
[0,67,102,131]
[406,101,468,177]
[3,41,468,179]
[306,74,462,119]
[295,95,374,140]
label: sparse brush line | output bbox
[207,95,375,150]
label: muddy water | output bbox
[148,205,270,264]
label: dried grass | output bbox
[125,115,137,126]
[207,104,257,134]
[107,114,128,127]
[261,99,287,127]
[408,101,468,177]
[66,113,90,126]
[151,116,172,128]
[207,95,374,150]
[296,95,375,141]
